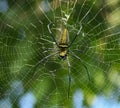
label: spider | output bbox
[32,22,90,98]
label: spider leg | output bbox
[42,48,54,53]
[69,51,91,81]
[32,52,59,75]
[47,22,59,47]
[68,25,82,47]
[67,56,71,98]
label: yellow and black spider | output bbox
[32,22,90,98]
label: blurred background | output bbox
[0,0,120,108]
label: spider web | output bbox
[0,0,120,108]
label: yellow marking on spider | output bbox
[61,28,68,45]
[59,29,69,59]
